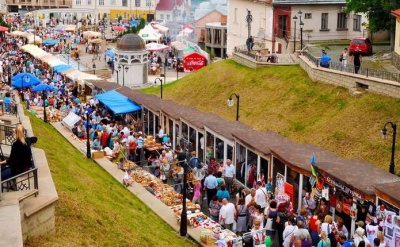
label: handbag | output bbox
[264,218,273,231]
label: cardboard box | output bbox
[92,151,105,159]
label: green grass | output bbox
[24,116,196,247]
[143,59,400,174]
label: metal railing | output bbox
[303,51,400,82]
[1,168,38,192]
[0,123,38,195]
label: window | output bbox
[122,0,127,6]
[135,0,140,7]
[337,13,347,29]
[87,0,91,4]
[75,0,81,4]
[353,14,361,31]
[99,0,104,5]
[166,14,170,20]
[146,0,151,7]
[305,13,312,19]
[110,0,116,5]
[160,14,164,19]
[321,13,328,30]
[234,8,237,23]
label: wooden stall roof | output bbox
[117,89,163,113]
[374,181,400,207]
[87,80,122,91]
[271,142,400,198]
[202,113,238,141]
[231,122,292,156]
[180,106,208,130]
[160,99,191,122]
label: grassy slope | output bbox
[24,116,195,247]
[143,59,400,174]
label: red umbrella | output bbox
[114,26,126,32]
[0,26,9,32]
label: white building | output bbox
[227,0,368,55]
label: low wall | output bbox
[299,55,400,98]
[232,52,296,69]
[393,52,400,70]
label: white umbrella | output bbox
[145,42,169,52]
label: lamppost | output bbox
[246,9,252,40]
[92,62,96,75]
[382,122,397,174]
[86,112,91,159]
[8,65,11,85]
[293,15,298,53]
[22,75,30,102]
[298,10,304,50]
[227,93,240,121]
[115,69,119,84]
[154,78,163,99]
[118,64,129,86]
[43,92,47,123]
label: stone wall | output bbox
[232,52,296,69]
[20,200,56,240]
[299,56,400,98]
[393,52,400,70]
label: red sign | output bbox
[284,182,294,207]
[183,52,207,72]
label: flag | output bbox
[309,153,319,187]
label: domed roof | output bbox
[117,33,145,51]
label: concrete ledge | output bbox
[0,194,23,247]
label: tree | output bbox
[346,0,399,48]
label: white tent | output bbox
[138,25,162,43]
[62,112,81,131]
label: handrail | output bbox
[302,51,400,82]
[1,167,38,193]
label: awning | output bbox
[53,64,73,74]
[171,41,188,51]
[43,39,60,45]
[95,90,141,114]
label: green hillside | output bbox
[143,59,400,174]
[25,116,195,247]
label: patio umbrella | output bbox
[0,26,9,32]
[145,42,169,52]
[32,84,56,92]
[54,25,65,31]
[12,73,41,89]
[114,26,126,32]
[89,38,103,44]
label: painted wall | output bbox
[195,11,225,43]
[395,17,400,55]
[227,0,273,56]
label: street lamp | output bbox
[118,64,129,86]
[298,10,304,50]
[115,69,119,84]
[382,122,397,174]
[293,15,298,53]
[154,78,163,99]
[86,112,91,159]
[246,9,253,40]
[43,92,47,123]
[8,65,11,85]
[92,63,96,75]
[227,93,240,121]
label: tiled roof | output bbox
[156,0,183,11]
[273,0,346,4]
[391,9,400,18]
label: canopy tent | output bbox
[47,58,65,67]
[10,30,25,36]
[171,41,188,51]
[105,49,115,59]
[32,83,56,92]
[53,64,73,74]
[12,73,41,89]
[83,31,102,38]
[26,35,42,45]
[42,39,60,45]
[138,25,162,43]
[62,112,82,131]
[130,20,140,27]
[65,25,76,32]
[152,24,169,33]
[64,70,99,81]
[95,90,141,115]
[145,42,169,52]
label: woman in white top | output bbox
[282,217,297,247]
[319,215,334,236]
[341,48,348,68]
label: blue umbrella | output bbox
[32,84,56,92]
[12,73,41,89]
[105,49,115,59]
[53,64,73,73]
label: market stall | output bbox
[138,25,162,44]
[183,52,207,72]
[374,181,400,246]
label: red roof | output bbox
[391,9,400,18]
[156,0,183,11]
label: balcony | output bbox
[6,0,72,7]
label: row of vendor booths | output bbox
[85,80,400,245]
